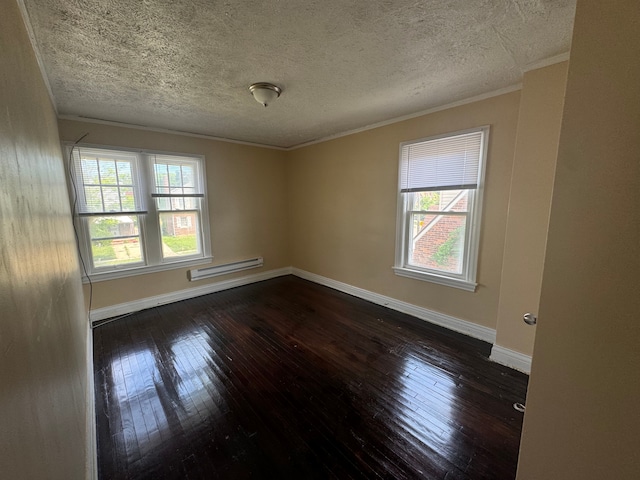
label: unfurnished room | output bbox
[1,0,639,479]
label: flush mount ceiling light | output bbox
[249,82,282,107]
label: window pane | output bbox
[412,191,441,211]
[155,196,199,211]
[409,213,467,274]
[72,147,209,277]
[159,212,200,259]
[89,216,140,239]
[81,159,99,184]
[155,163,170,194]
[181,165,195,188]
[116,161,132,185]
[119,187,135,211]
[91,238,143,267]
[98,160,118,185]
[440,190,468,212]
[153,157,202,196]
[168,164,183,188]
[170,197,185,210]
[77,149,141,214]
[411,190,468,212]
[183,197,197,209]
[156,197,171,211]
[102,186,121,211]
[84,186,103,212]
[88,216,143,268]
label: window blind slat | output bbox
[78,211,147,217]
[150,193,205,198]
[73,147,146,214]
[400,131,484,192]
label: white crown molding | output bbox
[489,344,532,374]
[90,267,292,323]
[291,268,496,344]
[16,0,58,115]
[58,115,288,151]
[21,0,567,157]
[59,84,523,152]
[288,84,523,150]
[56,51,570,153]
[524,52,571,73]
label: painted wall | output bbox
[494,62,568,356]
[60,68,568,361]
[287,92,520,329]
[0,1,88,478]
[58,120,290,309]
[516,0,640,478]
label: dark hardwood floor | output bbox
[93,275,528,479]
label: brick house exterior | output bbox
[161,212,198,236]
[411,191,467,273]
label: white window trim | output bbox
[393,126,489,292]
[65,142,212,281]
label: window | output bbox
[393,127,488,291]
[68,145,211,280]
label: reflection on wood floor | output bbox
[93,275,528,479]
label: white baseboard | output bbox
[90,265,529,374]
[86,320,97,479]
[90,267,292,322]
[490,345,532,374]
[291,268,496,344]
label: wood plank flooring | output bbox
[93,275,528,479]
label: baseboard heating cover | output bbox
[188,257,263,281]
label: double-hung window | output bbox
[68,145,211,280]
[394,127,488,291]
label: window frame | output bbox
[393,126,489,292]
[66,143,212,282]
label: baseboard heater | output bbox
[188,257,263,282]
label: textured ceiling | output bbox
[22,0,576,148]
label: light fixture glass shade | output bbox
[249,83,282,107]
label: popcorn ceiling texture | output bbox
[23,0,575,148]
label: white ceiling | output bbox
[22,0,576,148]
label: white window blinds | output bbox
[72,147,146,215]
[399,130,485,192]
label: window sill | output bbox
[392,266,477,292]
[82,256,213,284]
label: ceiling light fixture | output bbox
[249,82,282,107]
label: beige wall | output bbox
[287,92,520,329]
[517,0,640,478]
[0,1,88,478]
[59,66,568,358]
[60,68,568,355]
[58,120,290,309]
[8,0,638,475]
[494,62,568,356]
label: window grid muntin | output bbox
[395,127,488,290]
[86,214,145,270]
[77,149,142,214]
[406,207,469,276]
[69,144,210,276]
[403,188,474,277]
